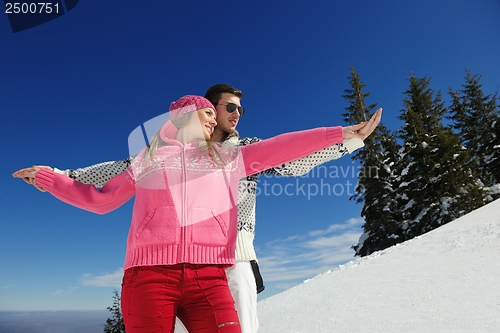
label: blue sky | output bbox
[1,0,500,311]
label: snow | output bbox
[257,199,500,333]
[400,162,414,176]
[488,184,500,196]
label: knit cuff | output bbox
[53,167,69,176]
[35,169,56,191]
[235,230,258,262]
[343,138,364,154]
[325,126,344,145]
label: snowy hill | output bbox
[257,199,500,333]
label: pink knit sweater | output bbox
[35,127,343,269]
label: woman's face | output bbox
[187,108,217,140]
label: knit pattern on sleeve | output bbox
[234,136,362,261]
[66,158,132,187]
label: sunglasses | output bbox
[218,103,245,116]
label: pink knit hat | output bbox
[160,95,216,141]
[169,95,216,119]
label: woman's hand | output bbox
[343,108,382,140]
[12,165,53,192]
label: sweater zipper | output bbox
[181,146,187,263]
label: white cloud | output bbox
[308,217,363,237]
[80,268,123,288]
[302,231,360,249]
[51,286,79,295]
[257,217,363,292]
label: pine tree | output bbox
[353,125,403,256]
[448,70,500,189]
[489,118,500,185]
[104,290,125,333]
[397,73,485,239]
[342,66,402,256]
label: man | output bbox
[17,84,381,333]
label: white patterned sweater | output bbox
[54,133,363,262]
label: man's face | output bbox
[213,92,242,137]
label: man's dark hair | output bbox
[204,84,243,108]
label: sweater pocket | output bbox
[189,208,228,246]
[212,210,228,237]
[135,206,181,245]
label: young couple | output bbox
[13,84,382,333]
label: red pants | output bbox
[121,264,241,333]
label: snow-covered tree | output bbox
[448,70,500,190]
[396,73,485,239]
[342,67,402,256]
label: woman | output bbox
[14,95,347,333]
